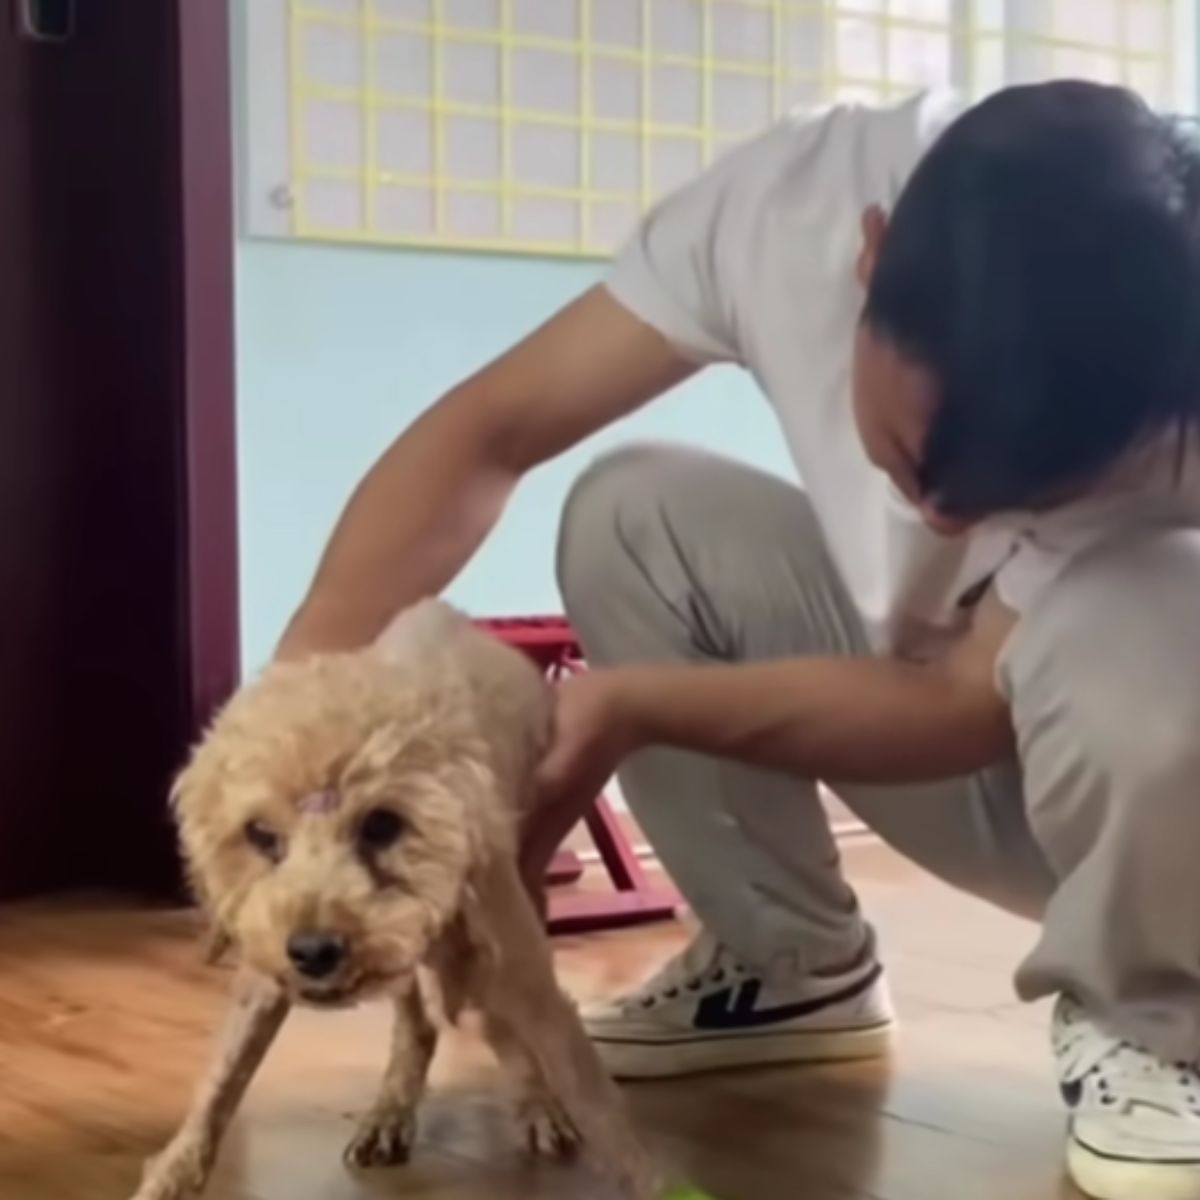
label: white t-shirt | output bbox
[606,91,1200,655]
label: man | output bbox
[278,82,1200,1200]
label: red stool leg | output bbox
[547,850,585,886]
[545,793,679,935]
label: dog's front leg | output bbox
[344,979,438,1169]
[484,1011,582,1160]
[131,969,289,1200]
[469,857,663,1200]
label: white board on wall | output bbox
[242,0,1189,259]
[244,0,841,257]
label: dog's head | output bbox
[174,652,507,1006]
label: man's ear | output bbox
[857,205,889,288]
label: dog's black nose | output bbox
[286,931,347,979]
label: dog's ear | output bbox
[423,923,473,1026]
[201,924,234,966]
[458,864,525,993]
[170,741,215,831]
[169,748,228,933]
[457,849,546,993]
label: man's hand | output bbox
[521,671,643,891]
[536,672,640,808]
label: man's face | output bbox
[851,208,970,537]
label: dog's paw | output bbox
[517,1094,581,1161]
[130,1135,214,1200]
[344,1106,417,1169]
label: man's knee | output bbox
[1004,528,1200,805]
[556,443,710,611]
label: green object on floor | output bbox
[662,1189,718,1200]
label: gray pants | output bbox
[557,445,1200,1061]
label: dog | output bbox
[131,599,662,1200]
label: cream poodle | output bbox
[131,600,662,1200]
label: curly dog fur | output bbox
[131,600,660,1200]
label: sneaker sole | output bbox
[1069,1136,1200,1200]
[589,1019,896,1080]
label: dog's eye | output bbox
[358,808,404,851]
[245,819,283,862]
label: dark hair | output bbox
[863,81,1200,518]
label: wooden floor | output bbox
[0,841,1078,1200]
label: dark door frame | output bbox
[178,0,241,724]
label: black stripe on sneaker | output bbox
[692,963,885,1032]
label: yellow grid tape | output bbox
[499,0,514,237]
[579,0,593,251]
[640,0,654,216]
[298,8,1171,68]
[286,0,1179,259]
[431,0,446,235]
[359,0,377,231]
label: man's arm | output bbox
[277,286,696,658]
[526,591,1017,880]
[608,590,1019,784]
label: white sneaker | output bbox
[582,931,895,1079]
[1055,996,1200,1200]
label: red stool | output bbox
[478,616,679,935]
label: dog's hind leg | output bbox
[467,856,663,1200]
[131,970,289,1200]
[344,979,438,1169]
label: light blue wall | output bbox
[233,2,1200,670]
[235,239,790,669]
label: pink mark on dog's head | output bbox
[297,789,342,815]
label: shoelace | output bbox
[618,939,749,1013]
[633,963,751,1011]
[1057,1002,1200,1119]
